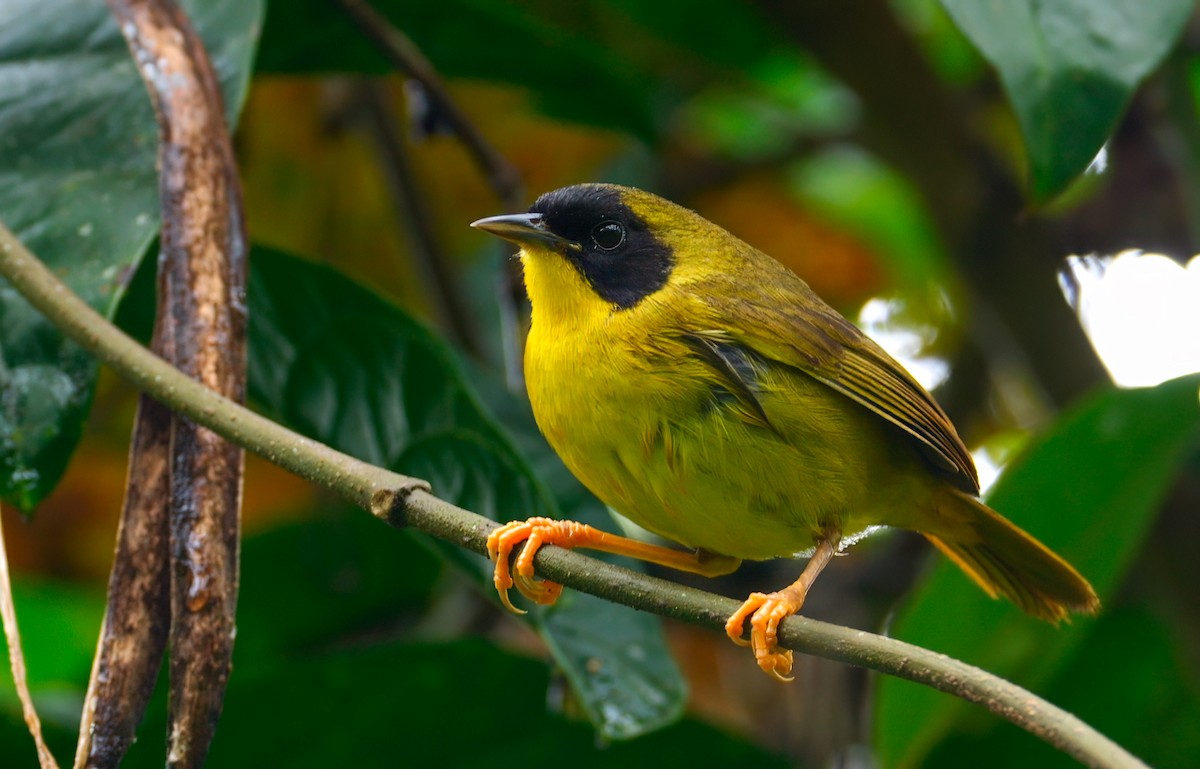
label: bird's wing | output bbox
[680,332,774,429]
[688,268,979,494]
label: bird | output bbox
[471,183,1098,681]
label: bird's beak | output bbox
[470,213,579,252]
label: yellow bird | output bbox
[472,184,1098,680]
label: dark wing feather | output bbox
[681,333,773,430]
[691,264,980,494]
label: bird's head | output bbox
[472,184,739,323]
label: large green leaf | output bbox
[919,605,1200,769]
[246,247,551,526]
[0,0,263,510]
[876,375,1200,767]
[245,246,686,740]
[940,0,1192,200]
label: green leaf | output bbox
[256,0,657,139]
[246,247,549,524]
[875,375,1200,767]
[121,640,785,769]
[245,246,686,740]
[0,0,263,510]
[919,604,1200,769]
[940,0,1192,200]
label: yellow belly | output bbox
[524,316,927,561]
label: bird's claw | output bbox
[725,591,802,682]
[486,517,567,614]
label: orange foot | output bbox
[725,592,802,682]
[486,517,744,615]
[724,533,839,682]
[486,517,598,613]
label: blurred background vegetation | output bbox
[2,0,1200,766]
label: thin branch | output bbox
[0,226,1146,769]
[0,507,60,769]
[355,80,481,355]
[337,0,524,209]
[337,0,529,388]
[0,227,422,512]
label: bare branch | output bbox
[100,1,248,766]
[354,81,481,355]
[337,0,529,387]
[73,397,171,769]
[337,0,524,209]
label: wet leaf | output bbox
[0,0,262,510]
[940,0,1192,200]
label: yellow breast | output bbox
[523,279,841,559]
[518,237,913,560]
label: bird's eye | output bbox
[590,221,626,251]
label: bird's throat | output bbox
[521,247,616,329]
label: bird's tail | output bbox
[924,490,1099,622]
